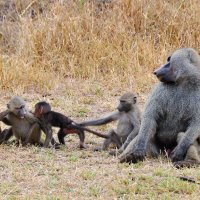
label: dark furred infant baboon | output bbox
[34,101,109,149]
[0,96,52,147]
[173,132,200,168]
[120,48,200,164]
[80,92,141,152]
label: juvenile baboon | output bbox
[119,48,200,163]
[173,132,200,168]
[34,101,109,149]
[80,92,141,152]
[0,96,52,147]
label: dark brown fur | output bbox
[34,101,109,149]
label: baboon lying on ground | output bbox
[80,92,141,152]
[0,96,53,147]
[33,101,109,149]
[119,48,200,164]
[173,132,200,168]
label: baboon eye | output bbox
[15,105,24,110]
[167,56,171,62]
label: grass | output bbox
[0,144,199,199]
[1,0,200,93]
[0,0,200,199]
[0,89,199,199]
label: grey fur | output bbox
[119,48,200,163]
[173,132,200,168]
[80,92,141,152]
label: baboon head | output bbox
[7,96,27,119]
[117,92,137,112]
[34,101,51,118]
[154,48,200,84]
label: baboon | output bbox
[119,48,200,164]
[0,96,52,147]
[33,101,109,149]
[80,92,141,152]
[173,132,200,168]
[0,110,10,143]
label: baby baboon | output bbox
[119,48,200,163]
[173,132,200,168]
[0,96,52,147]
[80,92,141,152]
[34,101,109,149]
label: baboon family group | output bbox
[0,48,200,168]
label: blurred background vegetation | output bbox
[0,0,199,93]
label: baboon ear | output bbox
[188,49,198,64]
[7,104,10,109]
[188,51,193,63]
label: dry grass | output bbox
[0,93,199,200]
[0,88,199,199]
[1,0,200,93]
[0,0,200,199]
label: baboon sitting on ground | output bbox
[119,48,200,164]
[0,96,52,147]
[80,92,141,152]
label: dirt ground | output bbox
[0,83,199,200]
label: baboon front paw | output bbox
[173,161,190,169]
[119,149,145,163]
[171,149,184,163]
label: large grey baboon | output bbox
[80,92,141,152]
[0,96,52,147]
[119,48,200,163]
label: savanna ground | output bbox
[0,0,200,199]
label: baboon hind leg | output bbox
[24,123,42,146]
[57,129,66,145]
[94,129,119,151]
[77,130,86,149]
[0,128,13,144]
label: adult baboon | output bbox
[80,92,141,152]
[0,96,52,147]
[119,48,200,163]
[173,132,200,168]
